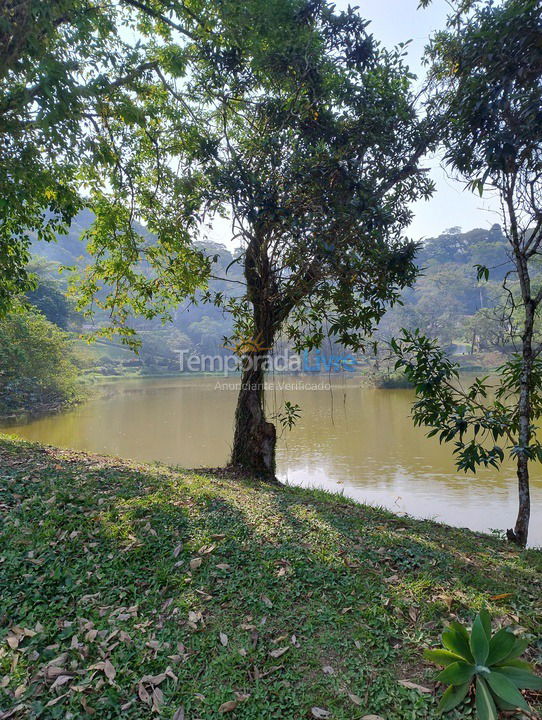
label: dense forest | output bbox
[25,216,519,376]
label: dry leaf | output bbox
[188,610,202,624]
[322,665,335,675]
[138,683,151,704]
[269,646,289,658]
[218,700,238,713]
[140,673,167,686]
[361,715,386,719]
[219,632,228,647]
[348,692,362,705]
[261,595,273,608]
[234,692,250,701]
[172,708,185,720]
[51,675,73,690]
[198,544,216,555]
[173,543,183,558]
[104,659,116,681]
[399,680,432,693]
[311,708,331,719]
[190,557,203,570]
[152,687,164,712]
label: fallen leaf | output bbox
[322,665,335,675]
[198,544,216,555]
[172,708,185,720]
[234,692,250,701]
[190,557,203,570]
[348,692,362,705]
[362,715,386,719]
[399,680,432,693]
[261,595,273,608]
[173,543,183,558]
[218,700,238,713]
[219,632,228,647]
[6,634,19,650]
[14,684,26,698]
[138,683,151,704]
[140,673,167,686]
[152,687,164,712]
[104,659,116,681]
[269,646,289,658]
[51,675,73,690]
[311,708,331,719]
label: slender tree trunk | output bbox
[507,300,534,547]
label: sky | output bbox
[209,0,501,248]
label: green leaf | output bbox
[497,658,532,671]
[437,661,475,686]
[498,636,530,663]
[424,649,464,667]
[470,615,489,665]
[437,682,470,713]
[442,622,474,662]
[494,666,542,691]
[485,670,529,710]
[476,677,498,720]
[486,628,517,666]
[478,610,492,641]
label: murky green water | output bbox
[3,374,541,546]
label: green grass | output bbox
[0,435,540,720]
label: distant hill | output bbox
[30,215,519,368]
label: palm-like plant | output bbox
[425,610,542,718]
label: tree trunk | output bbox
[507,300,534,548]
[229,226,278,479]
[230,348,276,479]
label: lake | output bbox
[3,374,541,546]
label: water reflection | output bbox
[3,375,540,546]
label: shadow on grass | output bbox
[0,437,541,720]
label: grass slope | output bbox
[0,435,541,720]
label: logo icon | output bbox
[224,332,270,356]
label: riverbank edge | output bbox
[0,434,541,719]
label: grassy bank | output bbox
[0,436,540,720]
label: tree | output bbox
[0,305,80,416]
[61,0,435,478]
[191,3,435,477]
[0,0,239,317]
[396,0,542,546]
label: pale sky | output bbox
[208,0,501,248]
[344,0,500,241]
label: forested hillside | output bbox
[379,224,525,356]
[29,215,521,374]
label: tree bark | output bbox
[507,300,534,548]
[231,347,276,478]
[230,226,278,479]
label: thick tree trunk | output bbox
[230,349,276,479]
[507,300,534,548]
[229,226,279,479]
